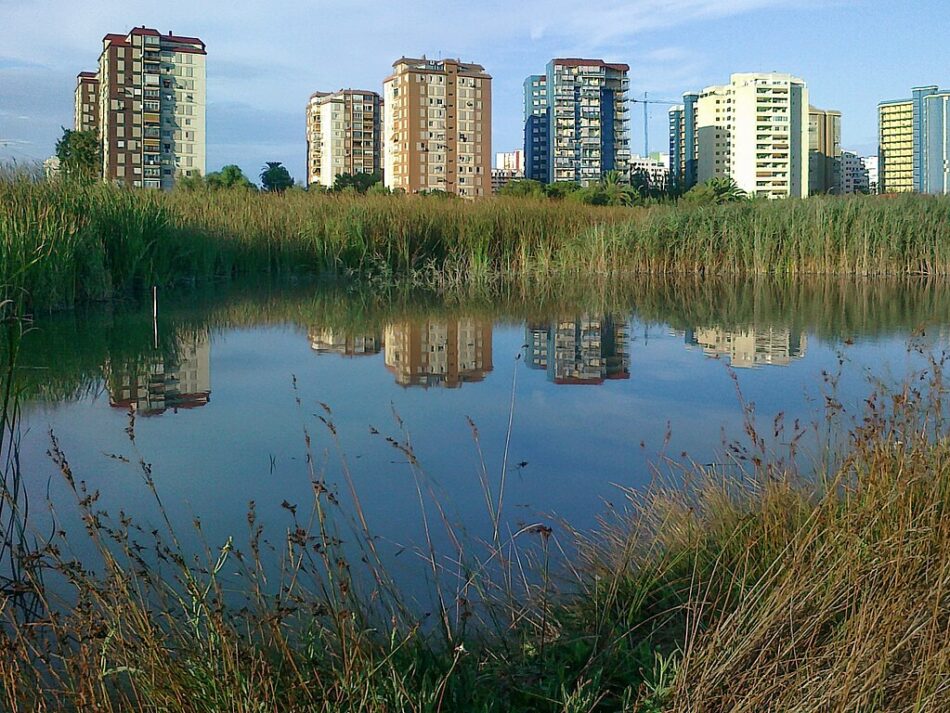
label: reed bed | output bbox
[4,178,950,310]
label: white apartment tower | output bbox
[696,73,809,199]
[306,90,383,188]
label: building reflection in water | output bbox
[526,315,630,385]
[106,332,211,415]
[384,319,493,388]
[309,329,383,357]
[685,326,807,368]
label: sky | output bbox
[2,0,949,181]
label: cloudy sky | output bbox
[2,0,948,179]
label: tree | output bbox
[260,162,294,192]
[55,128,99,182]
[682,177,748,205]
[207,164,255,190]
[332,171,382,194]
[499,179,546,198]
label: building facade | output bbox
[495,150,524,172]
[863,155,879,193]
[523,59,630,186]
[686,73,808,199]
[80,27,207,190]
[74,71,100,134]
[878,98,913,193]
[686,326,806,368]
[523,74,549,182]
[808,105,842,194]
[840,150,870,194]
[306,89,382,188]
[383,57,491,197]
[878,85,950,195]
[668,92,698,190]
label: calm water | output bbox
[12,278,950,589]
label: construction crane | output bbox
[630,93,680,157]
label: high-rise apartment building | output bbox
[840,150,870,194]
[668,92,698,190]
[383,57,491,197]
[523,59,630,185]
[808,105,842,194]
[686,73,808,199]
[76,27,206,190]
[877,85,950,194]
[306,90,382,188]
[524,74,549,182]
[74,72,100,134]
[878,98,913,193]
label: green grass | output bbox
[4,178,950,311]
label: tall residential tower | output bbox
[383,57,491,197]
[808,106,842,194]
[79,27,206,189]
[523,59,630,185]
[674,73,809,199]
[878,85,950,194]
[306,90,382,188]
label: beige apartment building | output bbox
[808,105,842,194]
[76,26,206,189]
[306,90,383,187]
[694,73,809,199]
[383,57,492,197]
[688,326,807,368]
[74,71,100,133]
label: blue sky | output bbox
[1,0,948,180]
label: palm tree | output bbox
[601,170,636,206]
[707,177,747,203]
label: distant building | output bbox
[686,326,806,368]
[629,153,671,191]
[864,155,879,193]
[491,168,522,193]
[107,333,211,415]
[383,56,492,197]
[668,92,699,190]
[77,27,207,189]
[841,150,870,194]
[523,74,549,182]
[309,329,382,356]
[523,59,630,185]
[878,85,950,194]
[306,90,382,188]
[525,316,629,385]
[674,73,809,199]
[495,150,524,172]
[808,106,842,194]
[43,156,61,180]
[74,71,99,134]
[384,319,492,388]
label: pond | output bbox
[11,278,949,599]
